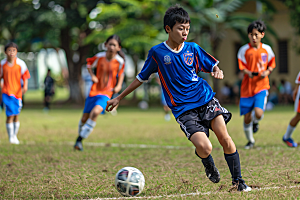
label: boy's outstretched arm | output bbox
[106,78,143,112]
[211,66,224,79]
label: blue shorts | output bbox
[161,92,167,106]
[2,93,22,117]
[83,95,110,114]
[240,90,268,115]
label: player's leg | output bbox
[283,113,300,147]
[240,96,255,149]
[13,115,20,144]
[176,107,220,183]
[3,93,21,144]
[252,90,268,133]
[243,112,255,149]
[6,116,15,143]
[74,95,109,151]
[211,116,251,191]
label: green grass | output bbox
[23,87,70,103]
[0,105,300,199]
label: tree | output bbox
[0,0,101,104]
[285,0,300,53]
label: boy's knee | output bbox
[220,136,233,147]
[196,143,212,157]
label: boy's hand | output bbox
[260,70,270,78]
[211,66,224,79]
[91,75,99,83]
[22,87,27,95]
[106,98,120,112]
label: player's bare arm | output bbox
[106,78,143,112]
[113,74,124,93]
[211,66,224,79]
[293,84,300,101]
[260,67,273,78]
[22,79,28,95]
[88,68,99,83]
[243,68,253,78]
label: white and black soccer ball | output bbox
[115,167,145,197]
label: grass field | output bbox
[0,105,300,199]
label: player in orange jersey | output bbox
[282,72,300,147]
[237,20,276,149]
[74,35,125,151]
[0,42,30,144]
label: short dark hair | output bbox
[4,42,18,52]
[247,20,266,33]
[164,5,190,34]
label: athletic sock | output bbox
[244,122,255,143]
[6,123,14,141]
[14,121,20,136]
[224,150,241,180]
[195,150,215,166]
[76,136,83,142]
[78,120,84,134]
[283,124,296,140]
[79,118,96,139]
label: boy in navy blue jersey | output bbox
[106,5,251,191]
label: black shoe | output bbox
[203,162,220,183]
[244,141,254,149]
[74,141,83,151]
[253,122,259,133]
[232,178,252,192]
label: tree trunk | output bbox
[60,27,84,104]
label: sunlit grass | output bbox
[0,105,300,199]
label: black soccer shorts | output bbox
[176,97,232,140]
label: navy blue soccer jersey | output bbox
[137,42,219,118]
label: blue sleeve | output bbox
[136,48,158,82]
[195,44,219,73]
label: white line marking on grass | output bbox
[1,140,299,151]
[92,185,300,200]
[13,141,192,149]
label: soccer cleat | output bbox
[203,162,221,183]
[232,178,252,192]
[74,141,83,151]
[253,122,259,133]
[283,137,298,147]
[244,141,255,149]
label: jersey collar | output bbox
[163,41,185,54]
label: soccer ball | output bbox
[115,167,145,197]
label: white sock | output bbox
[78,120,84,135]
[244,122,255,143]
[14,121,20,136]
[252,111,264,124]
[79,118,96,139]
[283,124,296,140]
[6,123,14,142]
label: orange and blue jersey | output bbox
[238,43,276,98]
[1,57,30,116]
[0,57,30,99]
[87,52,125,99]
[137,42,218,118]
[83,52,125,114]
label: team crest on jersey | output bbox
[164,55,171,65]
[183,52,193,66]
[261,53,267,63]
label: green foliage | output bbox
[285,0,300,52]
